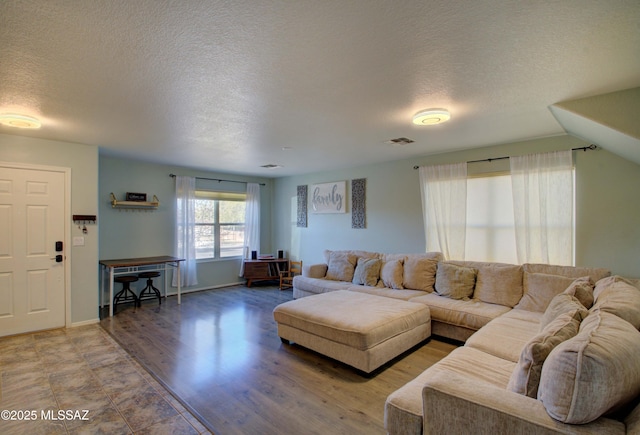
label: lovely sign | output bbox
[310,181,346,213]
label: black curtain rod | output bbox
[169,174,266,186]
[412,144,597,170]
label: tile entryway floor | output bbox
[0,324,210,434]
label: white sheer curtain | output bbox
[510,150,573,265]
[173,176,198,287]
[419,162,467,260]
[240,182,260,276]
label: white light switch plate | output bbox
[73,236,85,246]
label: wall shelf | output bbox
[110,193,159,209]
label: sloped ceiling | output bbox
[550,87,640,165]
[1,1,639,176]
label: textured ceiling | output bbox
[1,0,639,176]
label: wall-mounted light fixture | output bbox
[0,114,42,129]
[412,109,451,126]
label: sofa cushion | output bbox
[323,249,379,263]
[351,257,381,286]
[348,285,429,301]
[385,346,515,435]
[293,276,355,295]
[465,309,542,363]
[539,293,588,330]
[411,293,510,333]
[380,253,407,263]
[562,276,595,309]
[515,272,578,313]
[410,251,443,261]
[591,279,640,329]
[594,275,637,300]
[435,263,477,300]
[538,310,640,424]
[507,311,582,398]
[448,260,523,308]
[403,256,438,292]
[325,251,357,282]
[380,259,404,289]
[523,263,611,283]
[302,263,328,279]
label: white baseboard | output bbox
[70,318,100,328]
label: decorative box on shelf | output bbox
[110,192,159,210]
[126,192,147,202]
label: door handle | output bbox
[50,255,63,262]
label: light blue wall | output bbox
[99,155,274,295]
[273,158,426,263]
[575,147,640,276]
[273,135,640,278]
[2,131,638,330]
[0,133,99,325]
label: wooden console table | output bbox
[243,259,288,287]
[100,256,185,317]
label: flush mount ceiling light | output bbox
[0,114,42,129]
[412,109,451,126]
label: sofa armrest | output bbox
[303,263,328,279]
[422,371,624,435]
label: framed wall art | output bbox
[296,185,308,227]
[310,181,346,214]
[351,178,366,228]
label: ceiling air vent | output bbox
[260,164,282,169]
[386,137,415,146]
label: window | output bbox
[195,191,246,259]
[465,173,518,263]
[420,151,575,265]
[464,168,575,264]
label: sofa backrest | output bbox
[446,260,524,307]
[523,263,610,282]
[323,249,379,263]
[512,264,612,313]
[319,250,443,291]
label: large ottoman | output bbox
[273,290,431,373]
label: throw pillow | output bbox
[538,310,640,424]
[448,261,523,308]
[403,257,438,292]
[325,252,357,282]
[562,276,595,309]
[594,275,635,301]
[507,311,582,398]
[323,249,378,263]
[591,280,640,329]
[474,262,523,308]
[380,259,404,289]
[434,262,477,300]
[514,272,575,313]
[351,257,381,286]
[539,293,588,331]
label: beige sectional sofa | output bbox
[291,250,640,434]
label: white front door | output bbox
[0,165,66,336]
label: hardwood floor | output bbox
[100,286,458,435]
